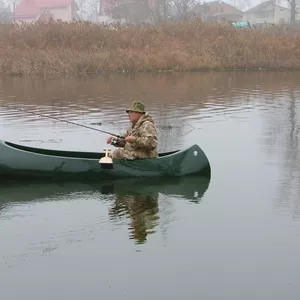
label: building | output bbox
[243,0,292,25]
[192,1,244,22]
[15,0,80,23]
[0,6,13,23]
[99,0,156,24]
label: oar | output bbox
[1,105,122,138]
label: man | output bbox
[106,101,158,160]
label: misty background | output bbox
[0,0,294,23]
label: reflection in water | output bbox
[264,89,300,219]
[0,176,211,252]
[279,90,300,219]
[283,90,300,218]
[2,72,300,298]
[1,71,300,219]
[1,71,300,218]
[109,193,159,244]
[1,71,300,152]
[100,176,210,244]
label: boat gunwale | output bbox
[3,140,180,159]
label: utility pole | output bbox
[13,1,16,23]
[290,0,296,25]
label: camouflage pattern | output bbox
[111,113,158,160]
[126,101,146,114]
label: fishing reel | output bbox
[111,137,124,147]
[111,138,119,146]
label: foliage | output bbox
[0,19,300,75]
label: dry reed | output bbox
[0,19,300,76]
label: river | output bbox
[0,71,300,299]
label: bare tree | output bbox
[170,0,197,20]
[227,0,253,11]
[286,0,299,24]
[76,0,99,21]
[146,0,169,22]
[0,0,14,23]
[146,0,200,22]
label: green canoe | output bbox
[0,139,210,180]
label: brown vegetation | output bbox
[0,20,300,75]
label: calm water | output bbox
[0,71,300,299]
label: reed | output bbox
[0,20,300,75]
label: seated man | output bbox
[106,101,158,160]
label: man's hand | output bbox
[124,136,136,143]
[106,136,113,144]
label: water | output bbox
[0,71,300,299]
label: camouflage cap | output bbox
[126,101,146,114]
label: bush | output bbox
[0,20,300,75]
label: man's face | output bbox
[128,111,142,124]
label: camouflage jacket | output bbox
[114,113,158,159]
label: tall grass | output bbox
[0,19,300,75]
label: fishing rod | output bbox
[2,105,121,138]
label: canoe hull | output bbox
[0,139,210,180]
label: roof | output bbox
[245,0,290,13]
[201,1,243,13]
[15,0,74,18]
[35,0,73,6]
[204,0,242,12]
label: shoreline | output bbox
[2,68,300,78]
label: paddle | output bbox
[1,105,122,138]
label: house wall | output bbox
[274,6,291,24]
[16,17,37,24]
[39,6,72,21]
[196,2,243,22]
[204,2,241,15]
[243,3,274,24]
[16,5,74,23]
[243,13,275,24]
[243,3,291,25]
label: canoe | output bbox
[0,139,210,180]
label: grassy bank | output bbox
[0,20,300,75]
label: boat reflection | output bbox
[105,176,212,244]
[0,175,210,244]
